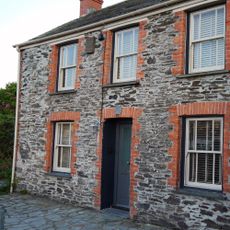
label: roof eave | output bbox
[14,0,184,49]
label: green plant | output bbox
[0,157,12,194]
[0,83,16,195]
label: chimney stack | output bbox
[80,0,103,17]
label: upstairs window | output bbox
[184,117,223,191]
[113,27,139,83]
[189,6,225,73]
[53,122,72,173]
[58,44,77,91]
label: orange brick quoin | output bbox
[137,20,148,80]
[94,107,143,218]
[48,45,59,93]
[76,38,84,89]
[168,102,230,193]
[172,11,186,76]
[102,30,113,85]
[44,112,80,175]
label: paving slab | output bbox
[0,194,165,230]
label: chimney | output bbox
[80,0,103,16]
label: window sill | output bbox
[49,89,77,96]
[175,187,226,201]
[46,172,72,179]
[177,70,230,79]
[103,80,140,88]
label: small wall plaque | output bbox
[85,36,96,54]
[115,105,122,115]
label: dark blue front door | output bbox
[113,121,132,209]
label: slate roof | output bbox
[31,0,170,41]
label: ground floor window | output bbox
[184,117,223,190]
[53,122,72,173]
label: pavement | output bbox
[0,194,164,230]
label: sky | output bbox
[0,0,123,89]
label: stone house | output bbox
[12,0,230,229]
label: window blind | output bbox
[185,118,223,190]
[59,44,77,90]
[54,123,72,172]
[114,27,139,82]
[191,6,225,72]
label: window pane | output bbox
[117,32,122,56]
[206,153,214,183]
[62,147,71,168]
[119,55,137,80]
[134,28,139,52]
[214,120,221,151]
[193,43,201,69]
[200,10,216,39]
[188,121,195,150]
[193,14,200,40]
[217,8,225,36]
[196,153,213,184]
[197,121,207,151]
[62,47,68,67]
[201,40,217,68]
[65,68,75,88]
[57,124,62,145]
[62,124,71,145]
[123,30,134,55]
[61,69,66,88]
[217,39,224,66]
[189,153,197,182]
[57,147,62,167]
[197,153,206,183]
[116,28,139,56]
[215,154,222,184]
[67,45,76,66]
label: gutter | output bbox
[14,0,184,49]
[10,49,21,193]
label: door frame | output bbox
[94,107,143,218]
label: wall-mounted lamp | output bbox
[98,31,105,41]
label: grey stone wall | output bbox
[16,10,230,229]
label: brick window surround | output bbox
[48,40,82,93]
[44,112,80,175]
[102,20,147,85]
[168,102,230,193]
[94,107,143,218]
[172,0,230,76]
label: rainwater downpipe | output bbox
[10,48,21,193]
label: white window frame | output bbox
[58,44,78,91]
[189,5,226,73]
[113,27,139,83]
[53,122,72,173]
[184,117,223,191]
